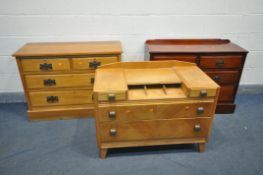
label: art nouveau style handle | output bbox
[89,60,101,69]
[213,75,221,82]
[46,96,59,103]
[40,63,53,70]
[43,79,56,86]
[109,128,117,136]
[194,124,201,132]
[108,111,116,119]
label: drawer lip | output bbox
[98,102,215,122]
[28,90,93,107]
[21,58,70,72]
[25,73,95,89]
[99,117,212,142]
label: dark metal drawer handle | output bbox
[196,107,204,115]
[109,128,117,136]
[200,90,207,97]
[89,60,101,69]
[108,94,115,102]
[43,79,56,86]
[40,63,53,70]
[108,111,116,119]
[213,75,221,82]
[46,96,59,103]
[194,124,201,132]
[216,60,224,67]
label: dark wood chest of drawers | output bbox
[146,39,248,114]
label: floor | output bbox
[0,93,263,175]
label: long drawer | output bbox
[21,58,70,72]
[98,102,214,122]
[99,118,212,142]
[199,55,243,69]
[25,73,94,89]
[72,57,118,70]
[29,90,93,107]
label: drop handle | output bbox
[200,90,207,97]
[108,111,116,119]
[40,63,53,70]
[196,107,204,115]
[109,129,117,136]
[194,124,201,132]
[46,96,59,103]
[108,94,116,102]
[43,79,56,86]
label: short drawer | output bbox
[25,73,95,89]
[98,102,214,122]
[153,55,197,63]
[21,58,70,72]
[29,90,93,107]
[218,85,236,102]
[199,55,243,69]
[72,57,118,70]
[205,71,240,85]
[99,118,212,142]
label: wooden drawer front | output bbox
[98,102,214,122]
[205,71,240,85]
[97,92,127,102]
[72,57,118,70]
[99,118,212,142]
[218,85,236,102]
[200,56,243,69]
[25,73,95,89]
[29,90,93,107]
[153,55,197,63]
[21,58,70,72]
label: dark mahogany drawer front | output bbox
[205,71,240,85]
[218,85,236,102]
[153,55,197,63]
[200,55,243,69]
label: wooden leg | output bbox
[99,148,108,159]
[198,143,206,152]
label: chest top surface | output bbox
[13,41,122,57]
[146,39,247,53]
[94,61,219,101]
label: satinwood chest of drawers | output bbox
[146,39,248,114]
[93,61,220,158]
[13,41,122,121]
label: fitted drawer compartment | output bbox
[21,58,70,72]
[153,55,197,63]
[98,102,214,122]
[99,118,212,142]
[205,71,240,85]
[218,85,236,102]
[25,73,95,89]
[72,57,118,70]
[29,90,93,107]
[200,55,243,69]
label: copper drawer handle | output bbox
[43,79,56,86]
[109,128,117,136]
[89,60,101,69]
[46,96,59,103]
[194,124,201,132]
[40,63,52,71]
[196,107,204,115]
[216,60,224,67]
[108,111,116,119]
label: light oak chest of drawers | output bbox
[93,61,220,158]
[13,41,122,121]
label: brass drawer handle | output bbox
[215,60,224,67]
[40,63,53,71]
[46,96,59,103]
[90,77,95,84]
[194,124,201,132]
[200,90,207,97]
[108,111,116,119]
[43,79,56,86]
[108,94,115,102]
[109,128,117,136]
[213,75,221,82]
[89,60,101,69]
[196,107,204,115]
